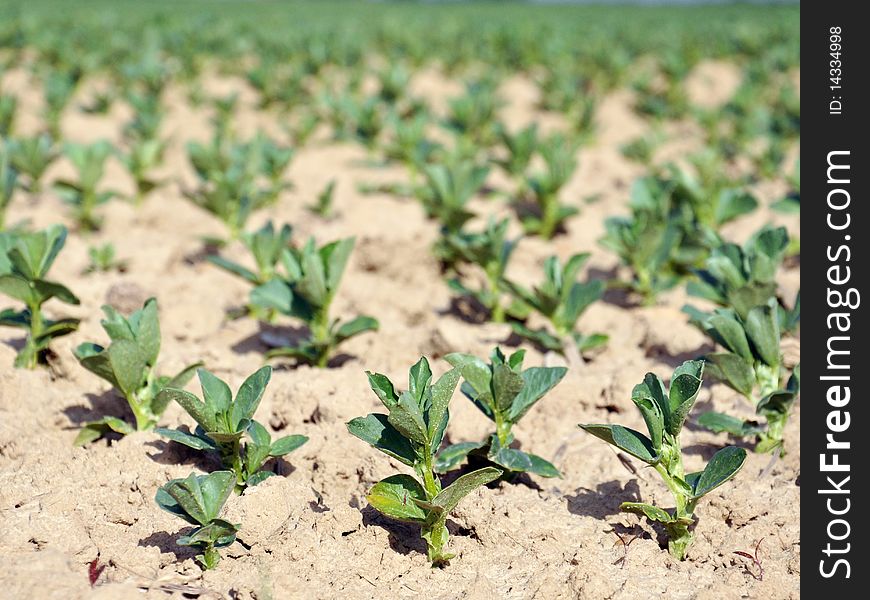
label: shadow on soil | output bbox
[566,479,642,519]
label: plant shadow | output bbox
[62,390,127,427]
[643,342,714,370]
[230,323,357,369]
[589,267,638,309]
[359,505,473,560]
[360,505,428,557]
[566,480,642,519]
[138,530,197,562]
[439,295,490,325]
[144,436,221,470]
[1,335,25,353]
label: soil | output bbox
[0,61,799,599]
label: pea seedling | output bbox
[0,225,79,368]
[6,134,57,194]
[347,357,502,566]
[157,366,308,490]
[250,236,379,367]
[155,470,240,569]
[84,243,127,274]
[438,218,516,322]
[580,361,747,560]
[0,144,16,230]
[436,348,567,478]
[207,221,292,321]
[503,253,607,357]
[55,141,116,231]
[686,225,799,333]
[73,298,201,444]
[417,162,489,233]
[520,133,579,239]
[685,298,799,455]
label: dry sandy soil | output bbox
[0,62,799,599]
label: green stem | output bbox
[540,194,558,239]
[495,413,511,447]
[24,299,43,369]
[485,267,504,323]
[312,307,331,368]
[654,437,698,560]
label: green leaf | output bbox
[177,519,239,547]
[706,313,753,360]
[231,365,271,428]
[160,471,235,526]
[444,352,492,399]
[366,371,399,410]
[32,280,79,305]
[509,366,567,422]
[697,412,762,437]
[323,237,355,293]
[744,300,781,367]
[492,363,524,413]
[135,298,161,367]
[269,434,308,456]
[408,356,432,402]
[704,353,755,397]
[432,466,502,513]
[159,387,217,432]
[427,367,460,442]
[155,426,218,450]
[691,446,747,499]
[74,342,119,389]
[715,189,757,225]
[388,391,428,446]
[434,441,484,473]
[251,278,293,314]
[334,315,379,343]
[621,502,674,524]
[197,369,232,420]
[73,416,134,446]
[296,245,328,307]
[579,424,659,464]
[346,414,418,466]
[107,339,147,399]
[0,274,34,304]
[631,384,663,451]
[667,360,704,435]
[524,452,561,478]
[366,474,428,523]
[207,255,260,284]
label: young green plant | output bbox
[436,348,566,479]
[6,134,57,194]
[347,357,502,566]
[155,470,240,570]
[438,217,516,322]
[686,225,799,333]
[684,298,799,455]
[156,366,308,490]
[503,253,607,357]
[250,236,379,367]
[207,221,293,321]
[55,141,115,231]
[73,298,201,444]
[579,361,747,560]
[520,133,579,239]
[0,225,79,368]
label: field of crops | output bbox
[0,1,800,598]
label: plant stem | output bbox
[311,307,331,368]
[23,300,43,369]
[654,436,698,560]
[540,194,558,239]
[485,265,504,323]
